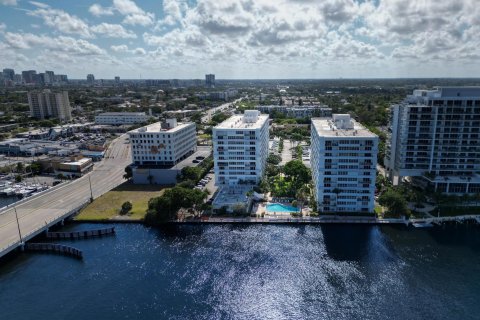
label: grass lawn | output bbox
[75,183,165,221]
[435,206,480,217]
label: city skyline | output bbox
[1,0,479,79]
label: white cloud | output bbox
[133,47,146,55]
[111,44,129,52]
[110,44,147,56]
[0,0,17,5]
[27,7,93,38]
[123,13,155,26]
[4,32,106,55]
[29,1,49,8]
[113,0,155,26]
[89,4,114,17]
[91,23,137,39]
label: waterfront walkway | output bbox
[176,215,408,225]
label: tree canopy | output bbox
[378,189,409,218]
[145,186,207,225]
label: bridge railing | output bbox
[0,200,89,258]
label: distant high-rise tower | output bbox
[2,68,14,81]
[45,71,55,84]
[205,74,215,88]
[27,89,72,122]
[22,70,37,84]
[87,74,95,84]
[115,76,120,84]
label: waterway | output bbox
[1,223,480,319]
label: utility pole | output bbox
[14,207,23,244]
[88,175,93,202]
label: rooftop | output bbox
[97,112,146,116]
[408,87,480,102]
[128,121,194,134]
[312,114,377,138]
[215,110,269,130]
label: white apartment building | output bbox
[128,119,197,166]
[27,90,72,122]
[213,110,269,186]
[385,87,480,194]
[311,114,378,213]
[95,112,150,125]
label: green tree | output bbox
[16,162,24,173]
[267,154,281,165]
[180,166,202,182]
[284,160,311,185]
[378,190,409,218]
[120,201,133,215]
[123,166,132,180]
[145,186,207,225]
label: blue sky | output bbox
[0,0,479,79]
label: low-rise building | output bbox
[95,112,150,125]
[38,155,93,177]
[311,114,378,213]
[128,119,200,184]
[256,105,332,118]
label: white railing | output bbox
[0,200,89,258]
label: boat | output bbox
[2,187,15,196]
[412,222,434,228]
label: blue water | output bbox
[1,223,480,319]
[266,203,299,212]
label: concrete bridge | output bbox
[0,134,131,259]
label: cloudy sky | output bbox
[0,0,479,79]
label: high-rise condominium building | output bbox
[213,110,269,186]
[205,74,215,88]
[385,87,480,194]
[87,74,95,84]
[128,119,197,166]
[27,90,72,122]
[311,114,378,213]
[22,70,37,84]
[2,68,14,81]
[45,71,55,84]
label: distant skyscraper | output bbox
[115,76,120,83]
[22,70,37,84]
[3,68,15,81]
[87,74,95,84]
[27,89,72,122]
[45,71,55,84]
[205,74,215,88]
[13,74,22,84]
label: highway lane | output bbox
[0,134,131,255]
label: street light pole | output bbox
[14,207,23,244]
[88,175,93,202]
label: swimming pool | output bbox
[266,203,299,213]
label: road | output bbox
[0,134,131,257]
[201,97,243,123]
